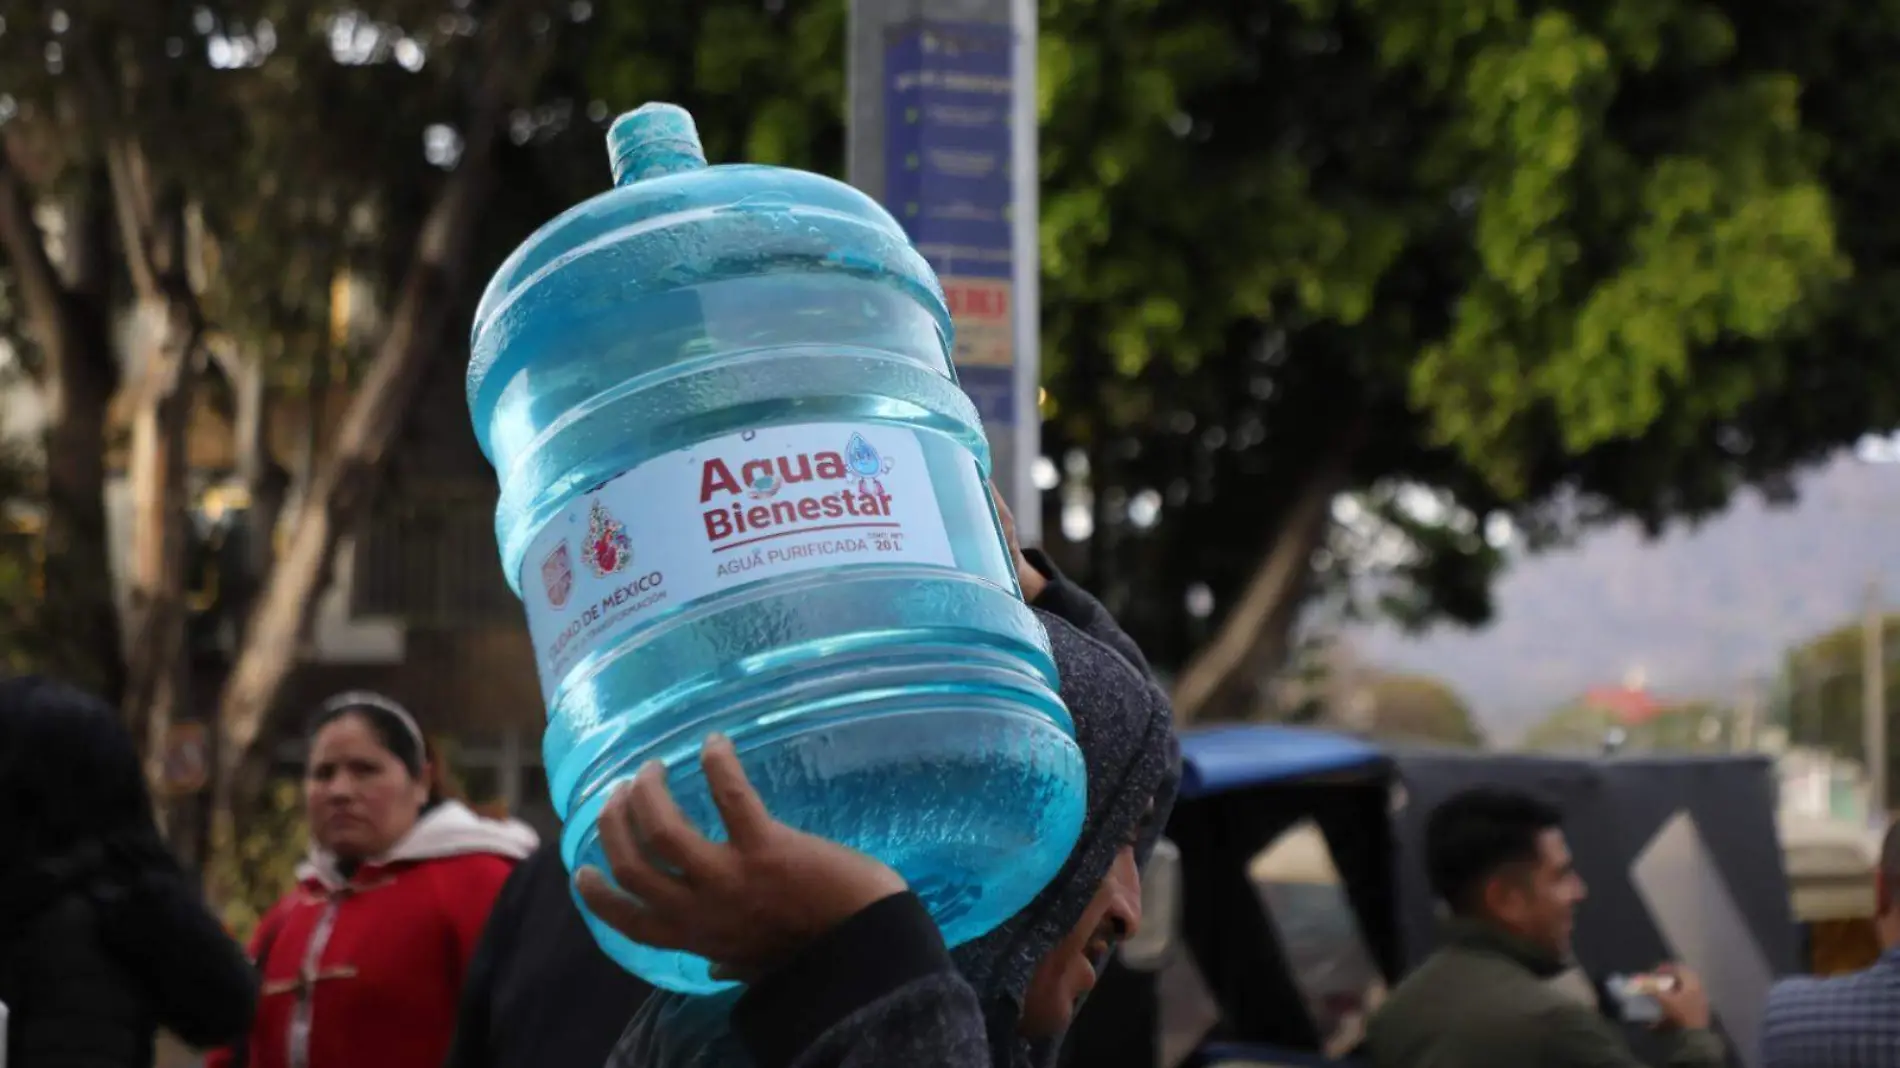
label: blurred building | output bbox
[1776,743,1869,826]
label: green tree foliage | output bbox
[0,435,45,673]
[0,1,611,870]
[1363,673,1485,747]
[1032,0,1867,705]
[585,1,846,174]
[574,0,1900,723]
[0,0,1884,759]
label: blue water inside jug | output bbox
[467,103,1087,993]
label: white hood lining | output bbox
[298,799,539,890]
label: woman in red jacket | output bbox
[208,692,537,1068]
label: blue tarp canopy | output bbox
[1176,724,1388,799]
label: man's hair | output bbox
[1424,786,1564,914]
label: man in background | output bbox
[1760,819,1900,1067]
[1367,787,1722,1068]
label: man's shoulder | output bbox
[1370,949,1588,1067]
[1762,961,1900,1066]
[1390,944,1572,996]
[1765,963,1900,1030]
[1376,945,1575,1026]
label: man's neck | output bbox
[1445,917,1568,979]
[1875,912,1900,953]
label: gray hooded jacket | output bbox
[607,553,1179,1068]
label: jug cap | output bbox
[608,103,708,185]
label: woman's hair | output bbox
[304,691,442,806]
[0,676,171,896]
[424,734,465,806]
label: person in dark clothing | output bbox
[444,492,1167,1068]
[586,555,1178,1067]
[441,841,654,1068]
[0,676,258,1068]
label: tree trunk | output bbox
[207,3,544,864]
[120,297,198,817]
[210,169,487,859]
[1170,439,1358,725]
[0,147,123,699]
[117,186,203,824]
[207,337,290,624]
[181,340,284,874]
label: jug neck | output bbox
[608,103,708,186]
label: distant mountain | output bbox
[1350,453,1900,741]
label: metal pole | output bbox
[846,0,1040,542]
[1865,580,1886,822]
[1733,679,1760,753]
[1007,0,1040,545]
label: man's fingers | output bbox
[575,866,676,949]
[598,773,692,906]
[627,759,723,881]
[989,482,1019,552]
[702,733,774,848]
[1653,963,1694,988]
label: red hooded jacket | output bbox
[206,801,538,1068]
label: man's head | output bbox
[941,609,1176,1055]
[1425,787,1586,959]
[1875,819,1900,947]
[1018,800,1155,1038]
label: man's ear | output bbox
[1478,873,1511,919]
[1479,866,1533,920]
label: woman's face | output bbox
[305,712,427,861]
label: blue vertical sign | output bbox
[884,22,1017,426]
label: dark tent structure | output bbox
[1061,728,1798,1068]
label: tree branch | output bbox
[103,133,165,301]
[212,0,555,821]
[118,192,203,806]
[1171,424,1364,725]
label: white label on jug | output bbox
[521,422,958,695]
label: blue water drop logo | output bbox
[845,433,881,478]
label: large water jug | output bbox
[467,103,1087,993]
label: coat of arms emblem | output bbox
[584,499,634,578]
[541,542,574,608]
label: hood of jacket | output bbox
[298,799,539,890]
[621,606,1180,1068]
